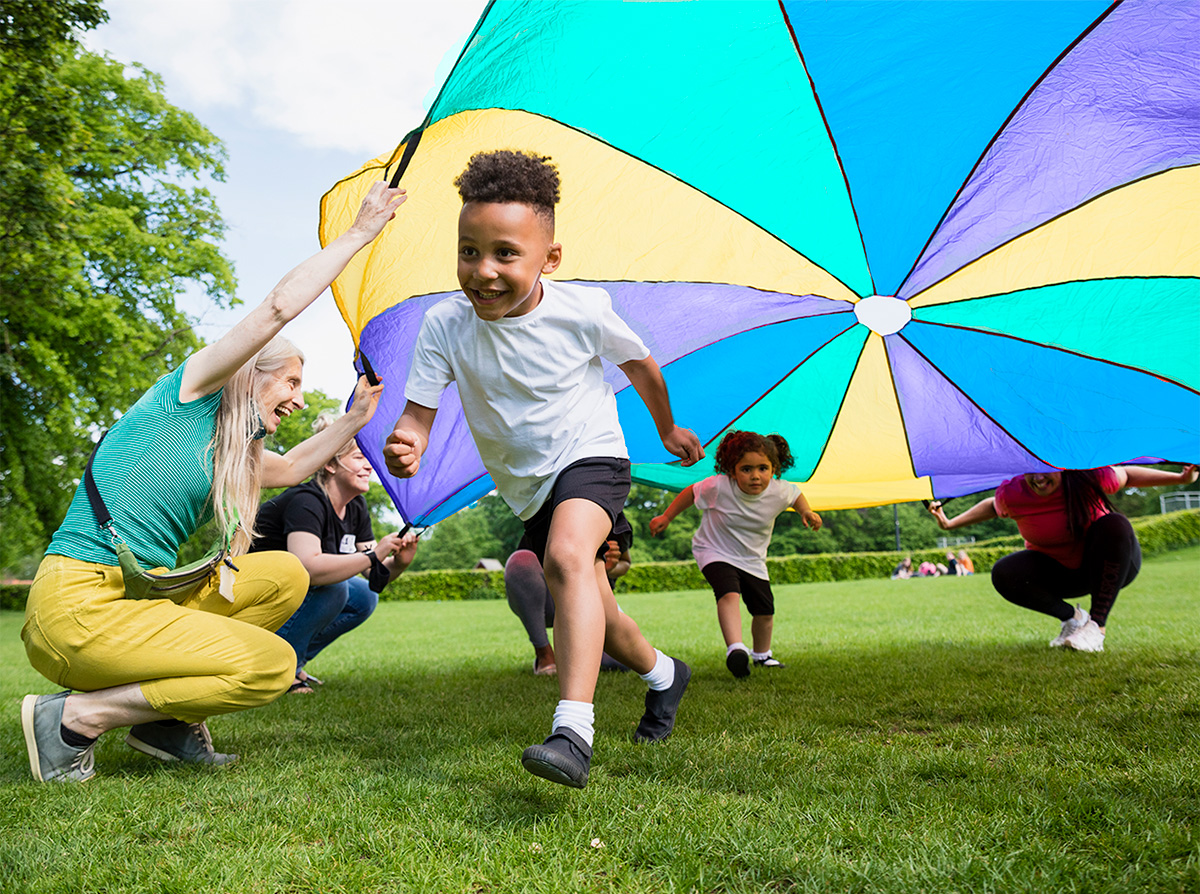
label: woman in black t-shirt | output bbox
[254,416,417,692]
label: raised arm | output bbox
[383,400,438,478]
[180,182,407,402]
[928,496,998,531]
[1114,464,1198,489]
[261,375,383,489]
[618,355,704,466]
[649,484,696,536]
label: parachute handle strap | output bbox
[387,128,424,189]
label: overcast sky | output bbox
[85,0,490,401]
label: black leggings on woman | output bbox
[990,512,1141,627]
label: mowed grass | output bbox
[1,548,1198,894]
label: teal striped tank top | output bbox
[47,360,225,569]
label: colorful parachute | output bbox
[319,0,1199,528]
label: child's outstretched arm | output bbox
[383,400,437,479]
[619,356,704,465]
[650,485,696,536]
[792,491,822,531]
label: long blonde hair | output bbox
[311,411,358,490]
[209,336,304,554]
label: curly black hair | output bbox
[454,150,560,225]
[714,431,795,478]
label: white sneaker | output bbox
[1049,605,1089,647]
[1063,619,1105,653]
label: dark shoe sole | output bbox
[521,745,588,789]
[726,650,751,678]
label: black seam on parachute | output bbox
[896,0,1125,297]
[796,331,870,479]
[906,164,1200,303]
[913,274,1200,311]
[880,337,920,481]
[904,319,1200,397]
[420,472,494,528]
[661,317,861,475]
[894,330,1055,470]
[778,0,874,297]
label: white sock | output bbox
[639,648,675,691]
[751,649,772,661]
[726,642,749,657]
[551,699,594,746]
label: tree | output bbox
[1,4,234,575]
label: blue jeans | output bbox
[275,575,379,672]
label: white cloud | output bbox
[86,0,487,155]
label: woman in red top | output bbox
[928,465,1196,652]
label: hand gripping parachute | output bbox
[319,0,1199,528]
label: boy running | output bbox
[383,150,703,789]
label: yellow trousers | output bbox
[22,552,307,723]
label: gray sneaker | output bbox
[125,721,238,765]
[1050,605,1089,647]
[21,692,96,783]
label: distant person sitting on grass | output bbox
[383,150,703,790]
[928,464,1198,652]
[20,182,406,782]
[891,556,914,580]
[506,540,633,676]
[945,552,958,576]
[956,549,974,575]
[649,430,822,679]
[250,413,420,694]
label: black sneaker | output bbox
[633,657,691,743]
[521,728,592,789]
[752,655,786,669]
[726,649,751,678]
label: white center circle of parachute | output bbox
[854,295,912,335]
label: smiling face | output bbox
[330,445,373,495]
[256,356,305,434]
[732,450,774,496]
[1024,471,1063,497]
[457,201,562,321]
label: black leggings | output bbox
[990,512,1141,627]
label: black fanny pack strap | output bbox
[83,433,114,531]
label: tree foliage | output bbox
[1,2,234,575]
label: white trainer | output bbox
[1049,605,1089,648]
[1063,619,1105,653]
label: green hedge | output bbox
[384,508,1199,602]
[3,510,1196,609]
[0,584,30,612]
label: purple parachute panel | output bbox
[886,333,1054,478]
[902,0,1200,299]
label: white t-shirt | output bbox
[404,279,650,520]
[691,474,803,580]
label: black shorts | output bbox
[701,561,775,616]
[518,457,633,564]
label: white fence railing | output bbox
[1161,492,1200,513]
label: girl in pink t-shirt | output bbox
[928,464,1197,652]
[650,431,822,678]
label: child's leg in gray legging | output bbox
[505,549,555,649]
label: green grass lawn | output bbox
[2,548,1198,893]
